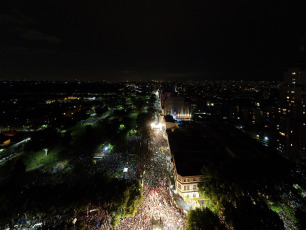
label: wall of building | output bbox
[163,96,191,119]
[279,67,306,159]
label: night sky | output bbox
[0,0,305,81]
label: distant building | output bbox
[65,96,79,100]
[162,96,191,120]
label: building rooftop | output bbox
[167,123,275,176]
[167,124,221,176]
[164,115,175,122]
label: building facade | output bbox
[162,96,191,120]
[279,67,306,159]
[167,127,208,208]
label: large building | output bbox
[167,122,277,207]
[167,125,209,207]
[162,96,191,120]
[279,67,306,159]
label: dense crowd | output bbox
[115,180,186,230]
[71,128,186,229]
[53,127,186,230]
[114,128,186,229]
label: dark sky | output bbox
[0,0,305,81]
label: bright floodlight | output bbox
[151,122,162,130]
[104,146,109,151]
[123,168,128,172]
[264,136,269,141]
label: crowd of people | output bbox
[114,180,186,230]
[53,126,186,230]
[113,128,186,229]
[94,152,138,179]
[75,128,187,229]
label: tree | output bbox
[109,181,143,227]
[13,158,26,174]
[295,208,306,230]
[95,106,108,116]
[223,197,284,230]
[197,153,304,230]
[136,112,152,137]
[186,208,226,230]
[24,128,61,152]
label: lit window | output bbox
[291,91,295,94]
[292,72,296,75]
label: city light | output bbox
[1,76,305,229]
[151,122,163,130]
